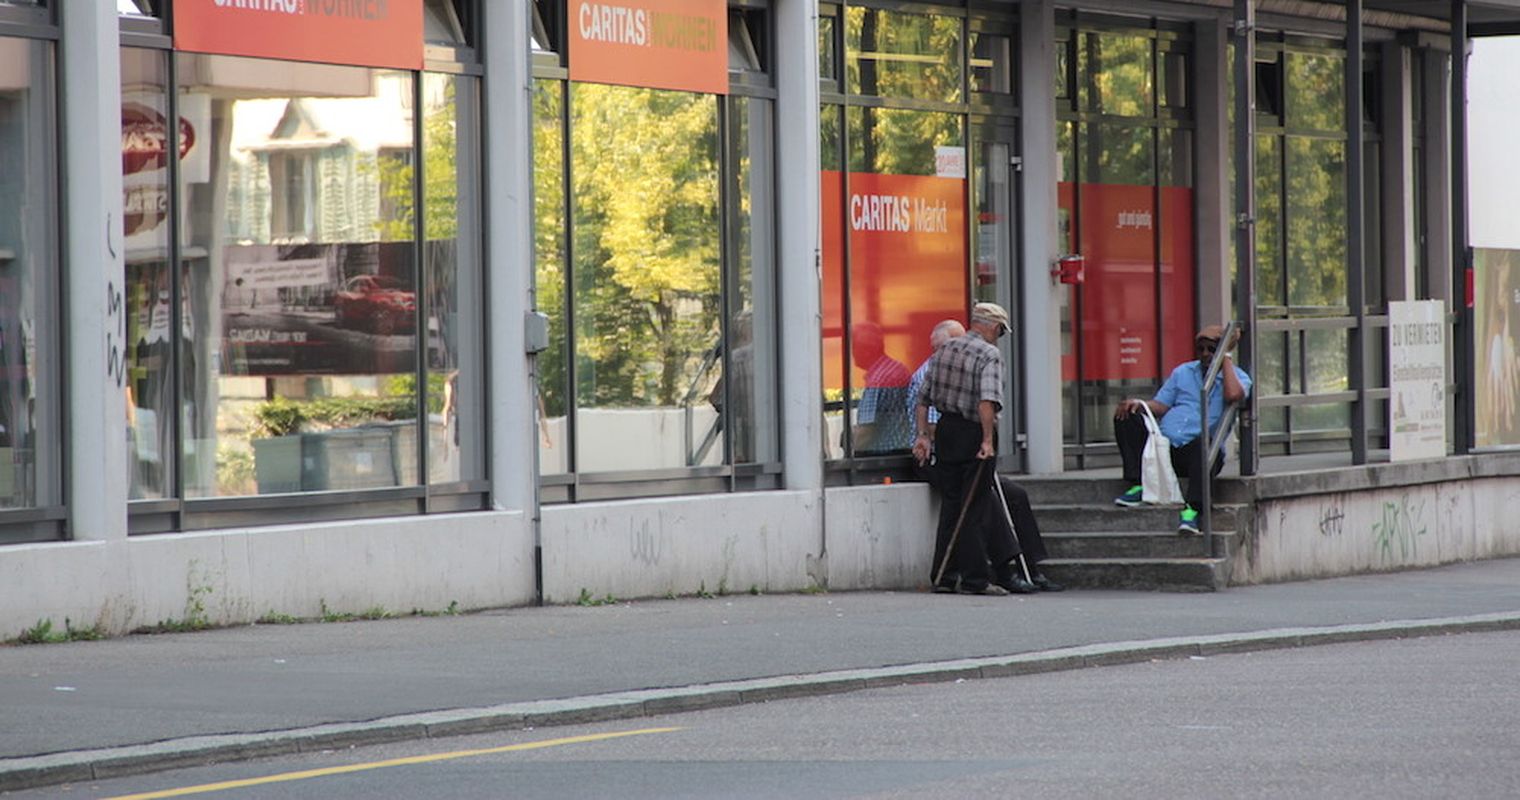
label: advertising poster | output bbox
[1057,182,1195,383]
[1388,300,1447,461]
[220,243,417,377]
[569,0,728,94]
[820,170,967,391]
[1474,248,1520,447]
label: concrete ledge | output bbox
[5,610,1520,793]
[1240,452,1520,501]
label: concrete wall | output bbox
[0,512,532,637]
[823,483,936,591]
[1234,477,1520,584]
[539,484,939,602]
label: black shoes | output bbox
[996,575,1038,594]
[1030,573,1065,592]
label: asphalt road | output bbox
[23,629,1520,800]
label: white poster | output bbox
[1388,300,1447,461]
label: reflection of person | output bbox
[1112,325,1252,534]
[707,311,755,463]
[1479,260,1519,445]
[851,321,912,454]
[911,317,1059,593]
[912,303,1024,595]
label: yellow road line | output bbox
[103,727,683,800]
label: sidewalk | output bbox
[4,558,1520,790]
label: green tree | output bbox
[569,84,721,407]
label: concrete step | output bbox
[1038,557,1229,592]
[1016,475,1253,506]
[1033,503,1245,534]
[1042,530,1229,560]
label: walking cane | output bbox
[932,458,988,588]
[990,473,1034,584]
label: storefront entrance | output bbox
[1056,20,1196,462]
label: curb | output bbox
[4,610,1520,792]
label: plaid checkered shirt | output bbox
[918,333,1003,422]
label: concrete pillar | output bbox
[482,4,535,514]
[61,2,126,541]
[1195,16,1233,326]
[1381,42,1416,302]
[1019,0,1062,474]
[775,0,824,491]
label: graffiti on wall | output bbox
[1319,497,1346,539]
[1371,494,1428,564]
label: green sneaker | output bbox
[1178,506,1200,535]
[1114,485,1144,507]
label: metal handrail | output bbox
[682,341,723,466]
[1198,320,1243,542]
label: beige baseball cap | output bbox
[971,302,1010,330]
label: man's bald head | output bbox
[929,319,965,350]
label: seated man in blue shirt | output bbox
[1112,325,1252,534]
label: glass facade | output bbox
[532,0,780,496]
[1253,41,1384,451]
[1057,23,1195,454]
[821,4,1016,469]
[111,38,485,527]
[0,35,59,522]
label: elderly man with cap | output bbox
[1112,324,1253,534]
[912,302,1031,595]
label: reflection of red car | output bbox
[335,275,416,335]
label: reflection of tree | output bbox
[1285,137,1346,307]
[570,84,720,407]
[1085,33,1151,117]
[845,8,962,103]
[375,80,456,243]
[849,106,960,175]
[533,81,568,418]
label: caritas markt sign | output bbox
[570,0,728,95]
[173,0,423,71]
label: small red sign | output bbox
[173,0,423,71]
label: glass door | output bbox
[972,119,1023,472]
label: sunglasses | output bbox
[1196,338,1219,353]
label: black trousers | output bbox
[996,477,1048,565]
[1113,413,1223,510]
[929,413,1019,589]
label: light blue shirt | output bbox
[1154,361,1253,449]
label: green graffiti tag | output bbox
[1372,495,1428,564]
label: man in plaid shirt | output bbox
[912,302,1025,595]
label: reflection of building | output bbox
[11,1,1520,639]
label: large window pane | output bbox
[839,107,964,456]
[1286,51,1345,132]
[1256,135,1284,307]
[724,95,778,465]
[1286,136,1347,307]
[121,47,173,500]
[422,73,483,484]
[177,55,419,497]
[0,36,58,511]
[1083,33,1153,117]
[845,8,962,103]
[569,84,720,472]
[534,79,569,476]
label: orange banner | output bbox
[822,171,968,391]
[174,0,423,71]
[569,0,728,95]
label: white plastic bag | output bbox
[1139,403,1184,505]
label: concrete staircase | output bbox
[1019,476,1250,592]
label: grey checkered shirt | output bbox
[918,334,1003,421]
